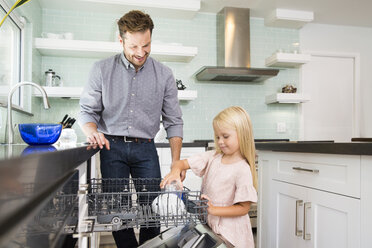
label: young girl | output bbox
[161,106,258,248]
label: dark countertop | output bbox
[0,142,207,161]
[255,141,372,155]
[155,141,208,148]
[0,143,99,247]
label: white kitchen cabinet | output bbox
[157,146,205,191]
[307,186,360,248]
[271,181,360,248]
[258,151,361,248]
[361,156,372,248]
[270,181,307,248]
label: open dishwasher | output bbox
[49,177,230,247]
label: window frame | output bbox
[0,0,25,108]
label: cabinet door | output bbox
[308,188,360,248]
[271,181,308,248]
[301,54,355,141]
[361,156,372,248]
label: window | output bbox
[0,0,24,106]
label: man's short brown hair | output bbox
[117,10,154,39]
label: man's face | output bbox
[119,29,151,71]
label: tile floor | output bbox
[99,232,116,248]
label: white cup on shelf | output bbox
[41,32,62,39]
[63,32,74,40]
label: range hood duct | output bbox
[195,7,279,82]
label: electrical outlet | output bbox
[277,122,286,133]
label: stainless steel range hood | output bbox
[195,7,279,82]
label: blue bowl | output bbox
[21,145,57,156]
[18,123,62,145]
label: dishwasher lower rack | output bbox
[85,178,208,232]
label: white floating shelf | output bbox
[265,53,311,68]
[79,0,200,11]
[38,0,200,19]
[177,90,197,100]
[34,87,197,101]
[34,38,198,62]
[265,9,314,29]
[265,93,310,104]
[33,87,83,99]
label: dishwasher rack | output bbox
[35,178,208,235]
[83,178,208,232]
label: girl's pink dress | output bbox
[187,150,257,248]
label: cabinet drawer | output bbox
[271,152,361,198]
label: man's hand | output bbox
[87,131,110,150]
[82,122,110,150]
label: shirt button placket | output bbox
[128,75,136,136]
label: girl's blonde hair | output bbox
[213,106,258,190]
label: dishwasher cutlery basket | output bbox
[87,178,208,230]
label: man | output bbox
[78,10,183,247]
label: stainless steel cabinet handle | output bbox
[292,167,319,173]
[295,200,303,236]
[303,202,311,240]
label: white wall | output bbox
[300,23,372,137]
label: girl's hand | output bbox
[180,170,186,181]
[201,194,216,215]
[160,170,182,189]
[160,160,190,189]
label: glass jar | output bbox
[58,128,77,145]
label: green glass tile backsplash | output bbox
[22,8,301,143]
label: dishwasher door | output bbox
[139,222,233,248]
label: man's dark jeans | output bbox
[100,136,161,248]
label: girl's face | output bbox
[213,124,241,158]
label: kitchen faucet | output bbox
[7,81,50,144]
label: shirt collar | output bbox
[120,52,147,71]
